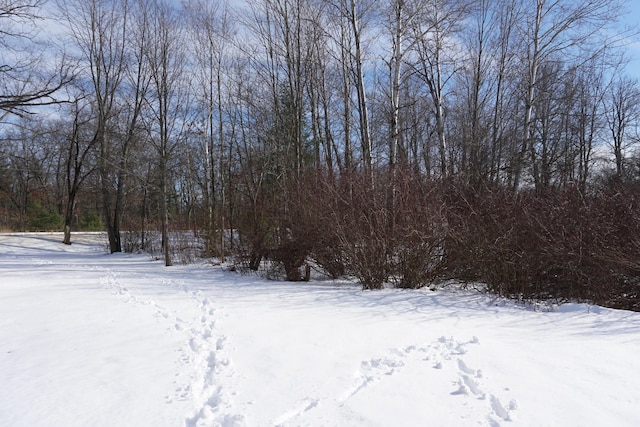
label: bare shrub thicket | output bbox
[264,178,318,282]
[232,168,639,310]
[232,171,322,281]
[279,170,447,290]
[385,172,448,289]
[250,169,448,290]
[588,183,640,310]
[122,230,205,265]
[331,172,392,290]
[445,184,640,310]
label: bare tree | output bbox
[143,0,189,266]
[512,0,624,191]
[184,0,234,259]
[0,0,72,119]
[385,0,413,173]
[59,89,98,244]
[303,0,337,175]
[605,75,640,181]
[554,62,606,190]
[455,0,498,185]
[346,0,373,179]
[488,0,520,185]
[324,0,376,177]
[336,4,353,172]
[409,0,470,178]
[58,0,131,253]
[0,117,59,227]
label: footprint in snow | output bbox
[433,336,517,425]
[272,397,319,426]
[341,335,518,425]
[175,292,243,427]
[339,346,423,403]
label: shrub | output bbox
[445,184,640,310]
[388,172,447,289]
[315,169,447,290]
[227,166,640,310]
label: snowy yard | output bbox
[1,233,639,427]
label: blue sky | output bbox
[621,0,640,79]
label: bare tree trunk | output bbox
[386,0,408,231]
[489,0,518,185]
[411,0,469,178]
[465,0,492,185]
[217,48,226,263]
[339,19,353,172]
[348,0,373,181]
[62,98,96,245]
[388,0,404,173]
[513,1,542,192]
[145,0,187,266]
[606,75,640,182]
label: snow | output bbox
[1,233,640,427]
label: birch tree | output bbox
[344,0,374,179]
[512,0,623,191]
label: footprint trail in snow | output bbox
[276,334,517,426]
[97,268,244,426]
[182,294,244,427]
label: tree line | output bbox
[1,0,639,309]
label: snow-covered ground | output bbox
[1,233,639,427]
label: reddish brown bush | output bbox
[445,183,640,310]
[231,164,640,310]
[320,168,447,290]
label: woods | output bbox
[1,0,639,309]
